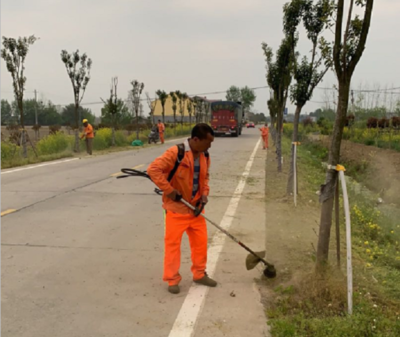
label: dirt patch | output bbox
[318,137,400,205]
[257,149,323,312]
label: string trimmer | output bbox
[117,168,276,278]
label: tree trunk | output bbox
[276,110,284,172]
[112,127,116,146]
[287,104,303,194]
[18,99,28,158]
[74,103,80,153]
[162,106,165,123]
[316,80,350,270]
[136,110,139,140]
[74,129,80,153]
[21,130,27,158]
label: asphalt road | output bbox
[1,128,269,337]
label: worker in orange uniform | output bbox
[157,119,165,144]
[259,123,269,150]
[80,119,94,155]
[147,123,217,294]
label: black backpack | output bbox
[167,143,209,182]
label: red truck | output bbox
[210,101,243,137]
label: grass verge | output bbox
[266,137,400,337]
[1,127,191,169]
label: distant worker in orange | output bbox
[147,123,217,294]
[259,123,269,150]
[157,119,165,144]
[80,119,94,155]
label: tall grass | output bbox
[2,126,192,169]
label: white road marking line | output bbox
[168,138,262,337]
[1,158,79,175]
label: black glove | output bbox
[194,201,205,217]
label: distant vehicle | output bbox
[210,101,243,137]
[246,122,255,128]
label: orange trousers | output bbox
[163,211,207,286]
[262,135,269,149]
[159,132,164,144]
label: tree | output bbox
[60,49,92,152]
[187,98,194,126]
[156,90,168,123]
[170,91,178,130]
[175,90,183,127]
[316,0,374,269]
[180,92,188,127]
[41,102,63,125]
[203,100,210,123]
[284,0,333,194]
[240,86,257,116]
[193,97,202,123]
[146,92,156,125]
[61,104,95,125]
[130,80,145,140]
[101,77,119,146]
[1,35,38,157]
[226,86,241,102]
[1,100,12,125]
[262,37,296,172]
[226,86,257,117]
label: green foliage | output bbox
[5,99,63,126]
[240,86,256,112]
[225,86,256,113]
[226,86,241,102]
[268,136,400,337]
[156,90,168,122]
[36,132,70,155]
[61,104,95,126]
[343,127,400,152]
[1,99,13,125]
[1,141,18,161]
[262,36,295,124]
[60,49,92,129]
[101,98,131,126]
[1,35,38,106]
[310,108,336,121]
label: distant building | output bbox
[152,95,221,123]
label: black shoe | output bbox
[168,285,180,294]
[194,274,217,287]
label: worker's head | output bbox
[82,119,88,127]
[265,123,268,127]
[158,119,161,123]
[190,123,214,152]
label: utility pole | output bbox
[34,89,39,140]
[34,89,38,125]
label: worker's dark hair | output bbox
[158,119,161,122]
[191,123,214,140]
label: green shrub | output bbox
[1,141,18,160]
[36,132,70,155]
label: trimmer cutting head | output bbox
[246,250,276,278]
[263,265,277,278]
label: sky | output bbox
[1,0,400,118]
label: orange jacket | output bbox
[158,122,165,133]
[147,141,210,215]
[82,124,94,139]
[260,126,269,137]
